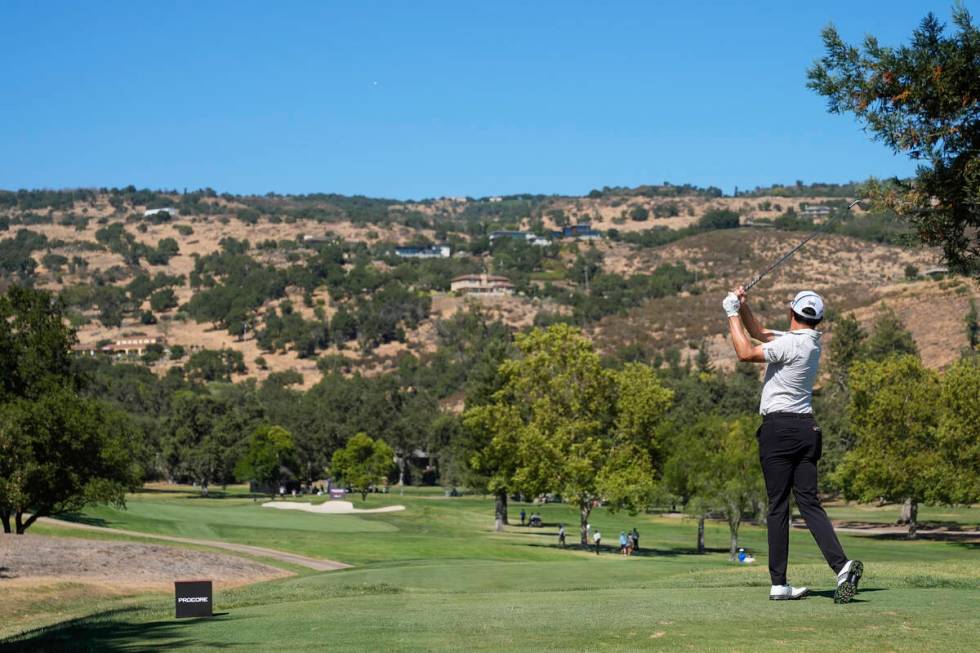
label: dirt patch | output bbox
[0,534,289,591]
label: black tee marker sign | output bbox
[175,580,213,618]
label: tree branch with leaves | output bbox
[808,7,980,275]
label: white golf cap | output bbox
[789,290,824,320]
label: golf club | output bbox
[743,198,863,292]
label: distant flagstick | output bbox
[743,199,862,292]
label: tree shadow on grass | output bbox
[508,527,555,536]
[863,532,980,544]
[953,541,980,551]
[625,546,731,558]
[796,520,980,545]
[518,541,730,557]
[0,608,246,652]
[50,513,108,528]
[134,487,265,501]
[185,493,268,501]
[132,487,194,496]
[832,520,978,532]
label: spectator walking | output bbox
[632,527,640,553]
[593,529,602,555]
[558,524,566,548]
[520,508,526,526]
[619,531,629,556]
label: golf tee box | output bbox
[175,580,213,618]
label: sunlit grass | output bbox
[3,489,978,651]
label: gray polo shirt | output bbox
[759,329,822,415]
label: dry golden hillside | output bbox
[587,229,973,371]
[3,190,972,386]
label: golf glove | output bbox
[723,293,741,317]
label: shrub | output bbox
[186,348,247,382]
[629,206,650,222]
[150,288,178,312]
[141,343,165,364]
[237,208,261,224]
[653,202,679,218]
[698,209,740,230]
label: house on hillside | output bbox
[74,335,168,357]
[143,207,178,218]
[564,223,601,240]
[801,205,832,218]
[104,335,166,357]
[450,274,515,296]
[551,223,601,240]
[72,344,102,357]
[490,230,528,243]
[302,234,332,244]
[489,231,551,247]
[395,245,451,259]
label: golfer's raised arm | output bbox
[736,285,777,343]
[723,292,766,362]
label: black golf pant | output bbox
[758,413,848,586]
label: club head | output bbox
[847,199,863,210]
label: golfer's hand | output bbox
[735,285,746,304]
[723,292,741,318]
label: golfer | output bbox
[724,287,863,603]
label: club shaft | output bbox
[744,231,820,292]
[743,198,862,291]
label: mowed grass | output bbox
[3,489,978,652]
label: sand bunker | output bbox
[262,500,405,514]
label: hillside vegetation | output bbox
[0,185,972,388]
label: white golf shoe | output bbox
[835,560,864,604]
[769,584,809,600]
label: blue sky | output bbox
[0,1,972,199]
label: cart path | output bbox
[38,517,351,571]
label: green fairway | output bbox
[3,489,978,652]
